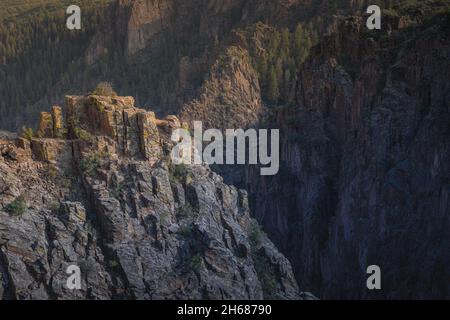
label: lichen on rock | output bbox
[0,92,304,300]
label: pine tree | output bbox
[257,55,269,89]
[267,65,279,105]
[293,23,312,68]
[280,28,290,61]
[283,68,292,104]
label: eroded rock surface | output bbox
[248,15,450,299]
[0,95,301,300]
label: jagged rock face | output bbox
[248,16,450,299]
[0,95,301,300]
[66,95,163,161]
[126,0,173,57]
[180,46,262,129]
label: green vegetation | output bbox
[319,0,449,17]
[0,0,111,130]
[388,0,450,18]
[4,195,27,216]
[91,82,117,97]
[0,1,109,20]
[45,163,58,178]
[159,211,170,225]
[189,254,202,271]
[80,151,102,175]
[253,253,278,298]
[170,164,189,184]
[0,0,198,131]
[61,175,73,189]
[50,201,60,211]
[267,66,280,105]
[179,202,198,219]
[20,126,35,140]
[109,180,124,199]
[74,127,94,143]
[173,164,188,179]
[179,223,195,237]
[1,0,447,132]
[109,260,119,268]
[248,219,265,249]
[67,115,93,142]
[247,219,278,298]
[55,127,68,139]
[253,23,313,106]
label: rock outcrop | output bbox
[0,94,302,300]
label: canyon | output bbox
[247,13,450,298]
[1,0,449,299]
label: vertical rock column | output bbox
[137,111,162,160]
[52,106,64,138]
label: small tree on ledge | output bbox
[91,82,117,97]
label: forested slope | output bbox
[0,0,111,130]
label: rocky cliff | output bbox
[248,13,450,299]
[2,0,449,301]
[0,95,303,300]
